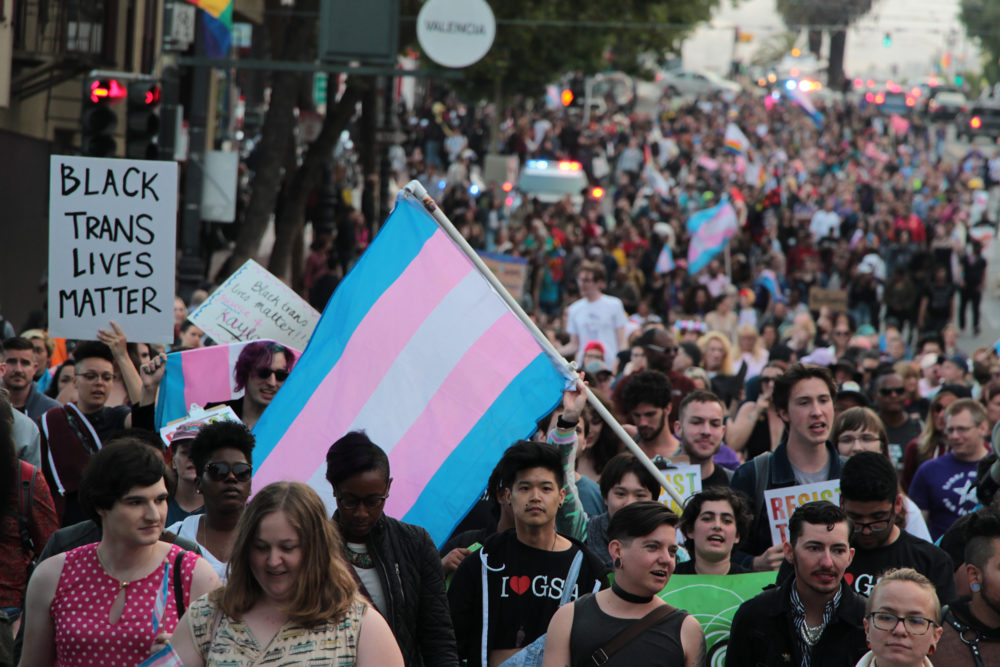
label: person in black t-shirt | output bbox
[676,390,732,489]
[448,441,609,667]
[917,265,956,337]
[959,240,987,335]
[777,452,956,604]
[677,487,751,575]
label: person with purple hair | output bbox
[209,342,296,430]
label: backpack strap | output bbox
[11,462,38,562]
[752,452,772,512]
[942,604,987,667]
[173,549,187,620]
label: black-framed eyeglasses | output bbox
[852,513,893,534]
[868,611,937,635]
[255,367,290,382]
[204,461,253,482]
[878,386,906,396]
[336,494,388,511]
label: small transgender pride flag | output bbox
[784,86,824,128]
[154,340,298,429]
[139,645,184,667]
[655,244,676,275]
[686,198,739,275]
[251,189,574,546]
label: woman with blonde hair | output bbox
[171,481,403,667]
[697,331,735,379]
[900,386,966,492]
[857,568,942,667]
[735,324,769,380]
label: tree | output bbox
[959,0,1000,85]
[775,0,878,89]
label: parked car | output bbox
[958,102,1000,141]
[926,91,967,122]
[660,69,740,96]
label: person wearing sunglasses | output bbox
[325,431,458,667]
[210,341,296,430]
[167,421,254,582]
[874,371,923,471]
[857,568,942,667]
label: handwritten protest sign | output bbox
[807,287,848,312]
[478,251,528,301]
[189,259,320,349]
[656,464,702,515]
[764,480,841,546]
[159,405,240,448]
[48,155,178,343]
[659,572,778,665]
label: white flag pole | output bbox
[401,180,685,506]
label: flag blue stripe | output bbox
[402,353,565,546]
[154,352,187,428]
[686,201,724,233]
[252,197,439,459]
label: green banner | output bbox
[658,572,777,667]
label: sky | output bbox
[682,0,979,81]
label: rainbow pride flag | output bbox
[184,0,232,58]
[250,191,574,546]
[686,198,739,274]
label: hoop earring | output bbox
[614,557,622,569]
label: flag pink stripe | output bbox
[384,312,541,517]
[698,228,737,247]
[182,344,233,409]
[252,231,473,487]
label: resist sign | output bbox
[764,480,841,546]
[48,156,178,343]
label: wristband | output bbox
[556,415,579,430]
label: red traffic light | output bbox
[144,86,161,106]
[89,79,127,104]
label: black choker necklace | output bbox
[612,581,654,604]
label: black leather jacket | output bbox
[336,512,459,667]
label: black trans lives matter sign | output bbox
[48,156,178,343]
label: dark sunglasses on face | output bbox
[878,387,906,396]
[255,367,290,382]
[204,461,253,482]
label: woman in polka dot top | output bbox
[19,438,221,666]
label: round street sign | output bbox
[417,0,496,69]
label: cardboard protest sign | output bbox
[48,155,178,343]
[807,287,848,312]
[159,405,240,448]
[478,251,528,301]
[656,464,702,515]
[189,259,320,349]
[764,480,841,545]
[659,572,778,664]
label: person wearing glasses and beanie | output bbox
[207,341,296,430]
[857,568,943,667]
[326,431,458,667]
[167,421,254,582]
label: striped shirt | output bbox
[789,580,843,667]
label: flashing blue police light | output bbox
[784,79,797,91]
[526,160,549,169]
[469,184,480,196]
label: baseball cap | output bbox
[945,353,969,372]
[837,381,871,407]
[584,360,612,377]
[583,340,606,356]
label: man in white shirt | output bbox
[809,198,841,243]
[560,261,627,367]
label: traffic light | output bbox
[882,33,892,47]
[955,74,964,86]
[81,76,126,157]
[126,81,161,159]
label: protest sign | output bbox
[189,259,320,349]
[764,480,841,545]
[48,155,178,343]
[159,405,240,448]
[656,464,702,515]
[478,251,528,301]
[659,572,778,665]
[807,287,848,312]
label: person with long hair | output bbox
[20,439,220,666]
[857,569,942,667]
[171,481,403,666]
[726,362,786,459]
[980,379,1000,431]
[167,421,254,582]
[578,390,623,481]
[44,359,76,403]
[735,324,769,380]
[0,390,57,634]
[900,385,967,492]
[697,331,735,380]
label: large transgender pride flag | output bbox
[686,198,739,275]
[251,192,574,546]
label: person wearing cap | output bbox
[941,354,970,387]
[918,352,944,399]
[559,261,627,369]
[835,381,870,414]
[164,421,207,525]
[582,341,606,367]
[584,359,613,395]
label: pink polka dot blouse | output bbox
[50,542,198,666]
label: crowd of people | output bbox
[3,78,1000,667]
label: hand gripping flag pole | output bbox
[402,180,685,507]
